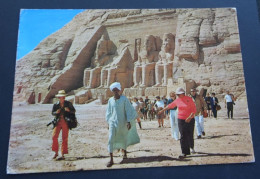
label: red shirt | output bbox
[167,96,196,120]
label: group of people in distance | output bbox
[130,95,177,129]
[50,82,236,167]
[205,90,236,119]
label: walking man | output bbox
[210,93,219,118]
[106,82,140,167]
[190,88,208,139]
[224,91,235,119]
[51,90,76,160]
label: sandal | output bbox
[52,153,58,159]
[178,154,186,159]
[57,156,65,160]
[106,161,114,167]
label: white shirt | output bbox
[156,100,165,108]
[132,102,140,111]
[225,94,233,102]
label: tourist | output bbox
[106,82,140,167]
[224,90,235,119]
[210,93,219,118]
[139,97,147,120]
[190,88,208,139]
[155,96,166,127]
[168,92,179,140]
[204,93,212,117]
[144,96,150,106]
[158,87,196,159]
[144,96,150,120]
[147,101,154,120]
[132,97,143,129]
[51,90,76,160]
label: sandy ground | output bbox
[7,100,254,174]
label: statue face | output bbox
[144,36,154,52]
[162,34,174,52]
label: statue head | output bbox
[144,35,156,52]
[162,33,175,53]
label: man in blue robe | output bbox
[106,82,140,167]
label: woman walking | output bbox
[159,87,196,159]
[132,97,143,129]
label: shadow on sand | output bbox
[56,151,251,163]
[200,133,240,140]
[141,126,171,131]
[119,155,191,164]
[59,155,109,161]
[188,152,251,158]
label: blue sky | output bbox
[17,9,85,60]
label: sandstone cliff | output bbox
[13,8,246,104]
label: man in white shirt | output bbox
[224,91,234,119]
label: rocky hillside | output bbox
[13,8,246,104]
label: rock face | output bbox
[13,8,246,104]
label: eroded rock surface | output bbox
[14,8,245,104]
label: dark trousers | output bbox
[227,102,233,118]
[178,118,195,155]
[212,105,217,118]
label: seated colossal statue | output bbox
[84,35,115,88]
[154,33,175,87]
[133,35,159,88]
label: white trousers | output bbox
[194,115,204,136]
[169,109,179,140]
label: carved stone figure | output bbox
[154,33,175,86]
[133,35,159,88]
[99,47,131,88]
[84,35,114,88]
[134,38,141,62]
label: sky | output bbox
[16,9,85,60]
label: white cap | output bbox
[176,87,185,94]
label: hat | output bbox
[176,87,185,94]
[109,82,121,92]
[55,90,67,98]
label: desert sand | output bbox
[7,99,254,174]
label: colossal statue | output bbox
[84,35,114,88]
[132,35,159,88]
[99,46,132,88]
[154,33,175,86]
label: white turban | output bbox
[109,82,121,92]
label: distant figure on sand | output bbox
[167,92,179,140]
[132,97,143,129]
[224,91,236,119]
[155,96,166,127]
[210,93,219,119]
[147,101,155,120]
[190,88,208,139]
[51,90,76,160]
[139,97,147,120]
[158,87,196,159]
[204,93,212,117]
[106,82,140,167]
